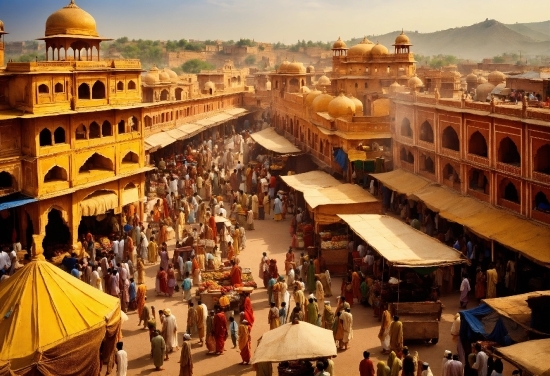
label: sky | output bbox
[1,0,549,43]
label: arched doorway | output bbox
[43,208,71,257]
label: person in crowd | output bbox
[115,341,127,376]
[150,330,166,371]
[389,315,403,355]
[359,351,375,376]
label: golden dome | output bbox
[347,37,374,58]
[408,75,424,89]
[45,0,98,37]
[394,30,411,45]
[332,37,347,49]
[488,70,506,85]
[278,59,290,73]
[371,42,389,56]
[477,76,487,84]
[159,69,171,83]
[311,92,334,112]
[143,66,160,85]
[347,94,363,114]
[475,82,495,102]
[307,64,315,72]
[165,68,178,82]
[328,93,355,118]
[305,90,322,107]
[317,75,331,86]
[286,61,306,74]
[466,72,478,83]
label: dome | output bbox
[475,82,495,101]
[165,68,178,82]
[371,42,389,56]
[300,86,311,94]
[347,94,363,114]
[317,75,331,86]
[305,90,322,107]
[347,37,374,58]
[159,69,171,83]
[45,0,98,37]
[332,37,347,49]
[307,65,315,73]
[286,61,306,74]
[278,59,290,73]
[488,70,506,85]
[466,72,478,83]
[394,30,411,45]
[204,81,216,92]
[143,66,160,85]
[408,75,424,89]
[389,81,402,93]
[328,93,356,118]
[477,76,487,84]
[311,92,334,113]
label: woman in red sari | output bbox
[213,306,228,355]
[208,214,218,244]
[230,260,242,286]
[156,267,168,296]
[243,293,255,329]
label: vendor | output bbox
[230,260,242,286]
[219,291,230,310]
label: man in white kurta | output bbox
[341,309,353,349]
[115,342,127,376]
[161,309,178,356]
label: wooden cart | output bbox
[389,301,442,344]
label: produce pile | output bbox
[201,269,257,290]
[320,232,348,250]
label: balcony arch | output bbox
[442,126,460,151]
[39,128,52,146]
[54,83,64,93]
[89,122,100,139]
[469,131,488,157]
[500,178,520,204]
[534,143,550,175]
[498,137,520,166]
[38,84,49,94]
[78,83,90,99]
[0,171,16,191]
[79,153,114,173]
[122,151,139,164]
[128,80,136,90]
[534,191,549,212]
[44,166,68,183]
[401,118,412,138]
[76,124,87,140]
[468,168,489,193]
[443,163,460,183]
[101,121,112,137]
[160,89,169,101]
[53,127,66,144]
[91,81,106,99]
[419,120,434,143]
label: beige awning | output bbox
[250,128,301,154]
[483,291,550,335]
[375,169,550,267]
[333,131,393,140]
[306,184,378,209]
[338,214,467,267]
[144,132,177,149]
[495,339,550,376]
[121,187,139,206]
[164,128,187,141]
[177,123,205,138]
[80,192,118,217]
[280,171,341,192]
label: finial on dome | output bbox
[401,28,404,34]
[66,0,78,8]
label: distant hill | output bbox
[354,19,550,60]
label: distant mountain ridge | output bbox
[353,19,550,60]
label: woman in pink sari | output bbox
[166,264,176,297]
[156,267,168,296]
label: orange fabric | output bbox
[136,284,147,316]
[352,272,361,300]
[230,266,242,286]
[244,297,255,327]
[213,312,227,353]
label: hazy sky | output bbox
[1,0,548,43]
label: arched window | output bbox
[89,122,100,139]
[469,131,488,157]
[423,156,435,173]
[442,126,460,151]
[498,137,520,166]
[78,83,90,99]
[53,127,65,144]
[91,81,106,99]
[38,84,49,94]
[443,163,460,183]
[118,120,126,134]
[401,118,412,138]
[54,83,64,93]
[117,81,124,91]
[76,124,87,140]
[534,191,549,211]
[44,166,68,183]
[407,151,414,164]
[534,144,550,175]
[122,151,139,164]
[160,89,169,101]
[0,171,14,189]
[129,116,139,131]
[419,120,434,143]
[39,128,52,146]
[79,153,114,173]
[469,168,489,192]
[175,88,183,101]
[102,121,112,137]
[144,115,152,128]
[128,80,136,90]
[502,180,520,203]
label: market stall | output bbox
[249,127,302,174]
[494,339,550,376]
[251,321,337,376]
[196,267,257,310]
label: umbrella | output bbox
[251,321,337,364]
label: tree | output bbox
[244,55,256,65]
[493,55,505,63]
[236,38,257,47]
[181,59,215,73]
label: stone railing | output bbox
[532,171,550,185]
[466,153,490,167]
[496,162,521,177]
[438,99,463,108]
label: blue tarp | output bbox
[0,193,37,211]
[460,303,512,345]
[333,149,348,171]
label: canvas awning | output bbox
[495,339,550,376]
[306,184,378,209]
[0,259,121,373]
[372,169,550,267]
[338,214,466,267]
[121,187,139,206]
[333,131,393,140]
[0,193,37,211]
[144,131,177,149]
[250,128,301,154]
[80,191,118,216]
[177,123,205,137]
[280,171,341,192]
[164,128,187,141]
